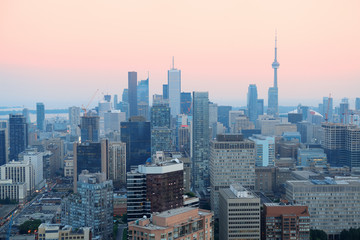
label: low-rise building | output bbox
[128,207,213,240]
[37,223,91,240]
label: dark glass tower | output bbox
[121,117,151,171]
[9,114,28,161]
[128,72,138,117]
[0,129,7,165]
[218,106,232,131]
[181,92,192,115]
[36,102,45,130]
[247,84,258,123]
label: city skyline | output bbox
[0,0,359,108]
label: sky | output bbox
[0,0,359,109]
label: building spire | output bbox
[275,29,277,61]
[172,56,175,69]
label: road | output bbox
[0,194,42,234]
[116,224,127,240]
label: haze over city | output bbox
[1,0,359,108]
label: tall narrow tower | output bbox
[267,33,280,117]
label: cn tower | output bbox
[267,32,279,116]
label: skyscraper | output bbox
[162,84,169,99]
[217,106,232,131]
[137,77,149,120]
[267,34,279,117]
[150,104,173,157]
[0,129,7,165]
[181,92,192,115]
[192,92,210,193]
[120,117,151,171]
[356,98,360,111]
[73,139,109,192]
[108,142,126,188]
[210,134,256,216]
[128,71,138,117]
[322,96,333,122]
[257,99,264,116]
[80,115,100,142]
[9,114,28,161]
[69,106,80,136]
[168,58,181,117]
[247,84,258,123]
[36,102,45,131]
[340,100,349,124]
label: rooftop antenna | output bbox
[172,56,174,69]
[147,71,149,79]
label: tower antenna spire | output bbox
[172,56,175,69]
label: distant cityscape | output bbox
[1,35,360,240]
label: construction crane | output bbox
[325,93,331,123]
[81,89,99,117]
[6,212,14,240]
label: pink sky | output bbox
[0,0,359,108]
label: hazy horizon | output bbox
[1,1,359,108]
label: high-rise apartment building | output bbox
[68,106,80,136]
[249,134,275,166]
[121,117,151,171]
[62,171,113,239]
[247,84,258,123]
[210,134,256,216]
[9,114,28,161]
[36,102,45,131]
[168,59,181,117]
[192,92,210,193]
[127,160,184,221]
[267,34,279,117]
[128,207,213,240]
[108,142,126,188]
[128,71,138,117]
[285,177,360,237]
[219,184,261,240]
[80,115,99,142]
[262,203,310,240]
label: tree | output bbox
[310,229,327,240]
[19,219,42,234]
